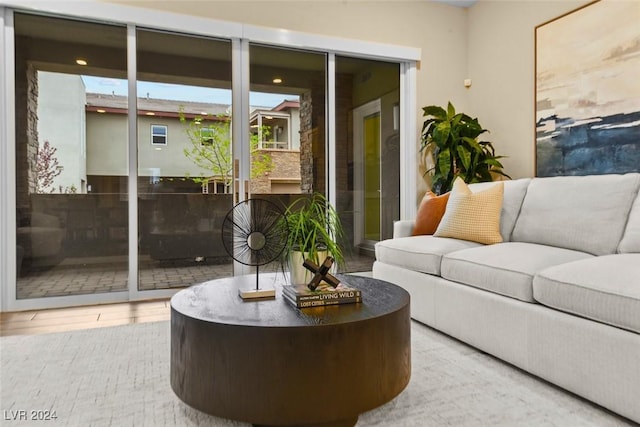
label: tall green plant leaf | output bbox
[437,149,451,177]
[457,145,471,171]
[447,102,456,119]
[423,105,447,120]
[483,158,505,168]
[451,113,463,128]
[433,122,451,147]
[461,136,483,152]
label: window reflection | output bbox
[14,13,129,299]
[135,29,235,290]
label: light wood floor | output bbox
[0,299,171,337]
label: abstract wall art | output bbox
[535,0,640,177]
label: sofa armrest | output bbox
[393,220,415,238]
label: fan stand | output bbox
[238,265,276,300]
[238,231,276,300]
[222,199,287,302]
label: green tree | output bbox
[179,107,273,192]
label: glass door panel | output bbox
[14,13,128,299]
[136,29,233,290]
[248,44,326,272]
[335,56,400,272]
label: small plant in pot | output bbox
[421,101,510,195]
[282,192,345,285]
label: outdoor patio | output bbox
[16,253,375,300]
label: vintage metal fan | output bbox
[221,198,288,299]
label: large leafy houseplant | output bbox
[283,193,344,284]
[421,102,509,195]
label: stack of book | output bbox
[282,282,362,308]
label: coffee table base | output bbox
[171,274,411,426]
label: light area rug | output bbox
[0,321,634,427]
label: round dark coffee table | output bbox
[170,273,411,427]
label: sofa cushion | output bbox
[533,254,640,333]
[511,173,640,255]
[434,179,504,245]
[441,242,593,302]
[31,212,61,228]
[469,178,530,241]
[618,190,640,253]
[412,191,450,235]
[375,236,481,276]
[16,227,65,258]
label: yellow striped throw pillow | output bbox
[434,178,504,245]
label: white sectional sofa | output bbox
[373,173,640,423]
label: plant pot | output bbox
[289,250,336,285]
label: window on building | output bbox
[151,124,167,145]
[249,111,292,150]
[200,126,215,146]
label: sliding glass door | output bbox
[246,44,327,272]
[135,29,234,291]
[335,56,401,269]
[5,5,412,310]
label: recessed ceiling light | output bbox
[145,112,155,116]
[76,58,88,66]
[96,109,106,113]
[273,78,282,84]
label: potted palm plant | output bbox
[282,192,345,285]
[421,101,509,195]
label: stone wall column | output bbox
[299,91,313,194]
[15,38,39,213]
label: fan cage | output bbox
[221,198,288,267]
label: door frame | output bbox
[0,1,419,311]
[353,98,382,249]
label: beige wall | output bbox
[467,0,591,179]
[86,113,127,176]
[87,113,215,177]
[137,115,213,177]
[38,72,87,192]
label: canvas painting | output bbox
[535,0,640,177]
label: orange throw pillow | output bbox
[412,191,450,236]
